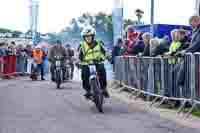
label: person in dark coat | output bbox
[131,32,145,55]
[151,36,170,57]
[179,29,190,50]
[177,15,200,87]
[111,38,123,64]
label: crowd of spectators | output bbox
[112,26,191,61]
[0,41,33,77]
[112,15,200,102]
[0,41,32,57]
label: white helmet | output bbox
[81,25,96,37]
[35,45,42,49]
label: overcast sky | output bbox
[0,0,196,33]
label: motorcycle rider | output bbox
[78,25,110,99]
[65,43,75,80]
[48,40,69,81]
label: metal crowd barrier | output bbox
[0,55,32,78]
[0,56,17,77]
[0,55,49,79]
[0,56,4,77]
[113,53,200,116]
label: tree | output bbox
[0,28,12,33]
[124,19,135,29]
[58,12,113,42]
[123,9,145,30]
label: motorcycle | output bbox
[88,62,104,113]
[88,55,112,113]
[54,55,66,89]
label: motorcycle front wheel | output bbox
[90,78,104,113]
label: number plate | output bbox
[89,65,96,73]
[56,61,61,66]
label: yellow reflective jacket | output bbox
[169,41,182,64]
[80,41,105,65]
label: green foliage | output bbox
[57,12,113,42]
[0,28,12,33]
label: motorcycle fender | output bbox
[89,75,96,80]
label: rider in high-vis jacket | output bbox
[78,26,109,99]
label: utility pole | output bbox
[29,0,39,47]
[113,0,124,46]
[150,0,154,37]
[195,0,200,15]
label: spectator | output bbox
[16,44,26,74]
[171,29,178,42]
[141,32,152,56]
[120,40,128,55]
[160,35,170,48]
[126,25,139,41]
[11,41,16,46]
[124,26,139,55]
[177,15,200,87]
[165,30,182,56]
[16,44,26,56]
[111,38,123,64]
[178,29,190,50]
[7,43,16,56]
[24,44,33,74]
[149,38,160,56]
[132,32,145,55]
[150,36,170,57]
[113,38,123,55]
[0,42,6,56]
[24,44,32,57]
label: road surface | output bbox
[0,78,199,133]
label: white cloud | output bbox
[38,0,113,33]
[0,0,29,31]
[124,0,195,25]
[154,0,195,25]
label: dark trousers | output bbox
[70,63,74,78]
[81,64,107,93]
[32,63,44,79]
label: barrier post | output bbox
[187,53,196,100]
[194,53,200,101]
[0,56,4,78]
[160,57,165,96]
